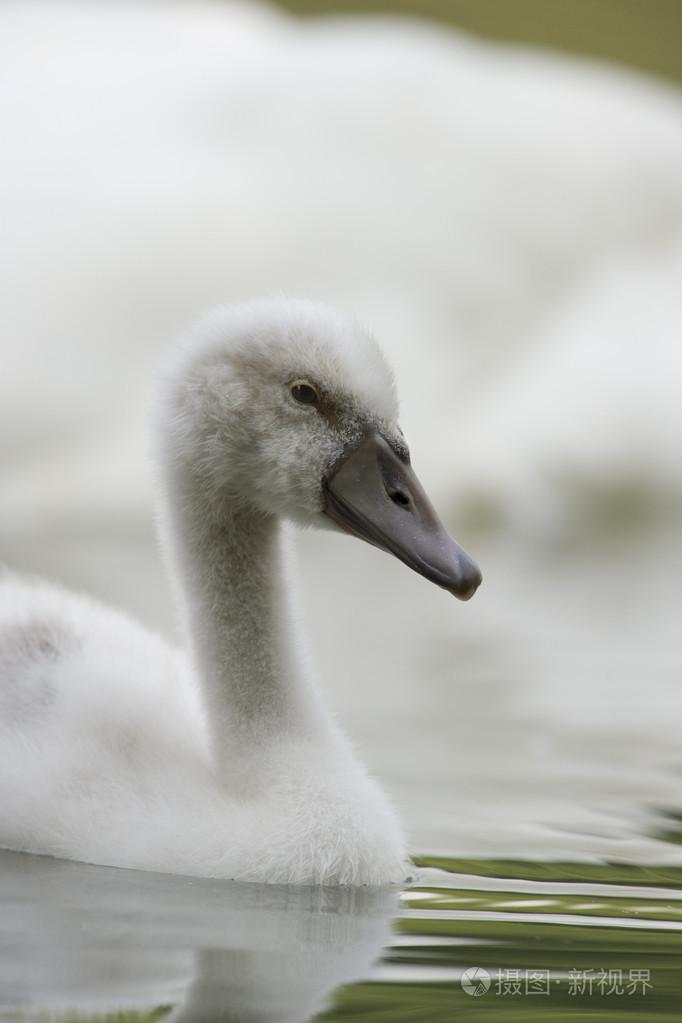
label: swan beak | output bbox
[322,431,482,600]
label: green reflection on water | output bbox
[413,855,682,888]
[318,986,681,1022]
[402,888,682,923]
[315,856,682,1022]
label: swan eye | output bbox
[289,380,320,407]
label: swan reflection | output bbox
[0,850,397,1022]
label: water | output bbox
[2,849,682,1021]
[296,530,682,866]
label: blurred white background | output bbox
[1,0,681,863]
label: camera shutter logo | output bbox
[461,967,491,996]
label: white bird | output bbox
[0,299,480,885]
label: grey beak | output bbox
[322,431,482,600]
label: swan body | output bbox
[0,299,480,884]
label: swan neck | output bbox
[165,484,322,781]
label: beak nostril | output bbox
[389,488,411,509]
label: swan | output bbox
[0,298,481,885]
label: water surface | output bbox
[3,849,682,1021]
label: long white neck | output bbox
[160,458,329,789]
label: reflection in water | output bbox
[4,851,682,1020]
[319,858,682,1021]
[0,850,397,1022]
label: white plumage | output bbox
[0,299,426,884]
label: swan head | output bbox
[160,298,481,600]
